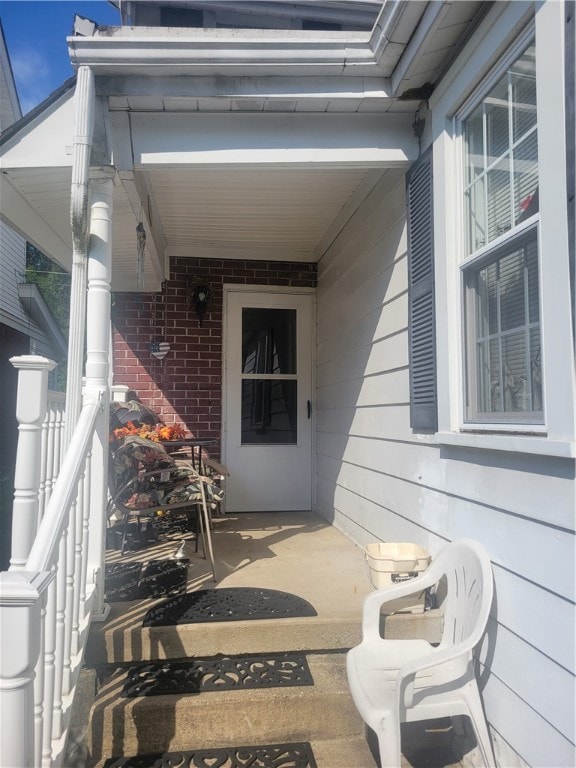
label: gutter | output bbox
[68,27,384,75]
[370,0,428,75]
[64,66,96,449]
[66,1,441,82]
[68,27,381,76]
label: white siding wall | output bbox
[315,170,575,767]
[0,220,53,354]
[0,220,26,321]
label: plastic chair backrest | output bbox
[429,539,493,651]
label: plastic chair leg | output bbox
[376,717,402,768]
[463,685,496,768]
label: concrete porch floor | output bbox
[70,511,479,768]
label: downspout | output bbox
[64,65,95,449]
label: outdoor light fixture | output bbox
[188,280,212,327]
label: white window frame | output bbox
[429,1,574,458]
[456,35,542,426]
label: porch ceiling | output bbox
[146,166,377,261]
[3,163,385,291]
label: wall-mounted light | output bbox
[188,280,212,327]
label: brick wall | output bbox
[112,257,316,455]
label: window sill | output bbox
[436,431,575,458]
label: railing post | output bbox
[9,357,57,571]
[85,170,114,621]
[0,570,53,768]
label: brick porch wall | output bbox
[112,257,316,457]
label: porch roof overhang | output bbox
[0,0,486,292]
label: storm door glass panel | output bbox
[241,308,297,444]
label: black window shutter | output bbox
[406,147,437,431]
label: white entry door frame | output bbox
[222,285,316,512]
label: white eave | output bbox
[68,27,387,78]
[66,2,426,80]
[68,1,485,96]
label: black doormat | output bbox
[105,560,188,601]
[117,652,313,697]
[102,742,317,767]
[142,588,317,627]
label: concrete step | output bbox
[90,738,379,768]
[311,735,378,767]
[88,651,365,765]
[86,599,443,666]
[86,606,363,664]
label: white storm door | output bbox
[224,290,314,512]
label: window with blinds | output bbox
[461,38,542,424]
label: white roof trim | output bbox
[67,1,419,79]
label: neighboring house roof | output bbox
[0,21,21,131]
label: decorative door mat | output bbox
[102,742,317,767]
[108,652,314,697]
[142,587,317,626]
[105,560,188,601]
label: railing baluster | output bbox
[42,576,57,768]
[51,536,67,739]
[53,399,63,488]
[71,470,85,656]
[80,450,92,620]
[63,496,76,694]
[45,399,57,509]
[34,593,47,767]
[38,407,49,524]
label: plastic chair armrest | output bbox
[362,569,437,640]
[396,642,474,707]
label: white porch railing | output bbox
[0,70,115,768]
[0,359,109,768]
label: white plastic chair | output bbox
[346,539,495,768]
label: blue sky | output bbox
[1,0,120,114]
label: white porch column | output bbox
[85,171,114,620]
[64,65,95,450]
[9,357,56,570]
[0,571,53,768]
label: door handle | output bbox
[307,400,312,419]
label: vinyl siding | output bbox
[0,220,55,354]
[315,169,575,768]
[0,220,26,321]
